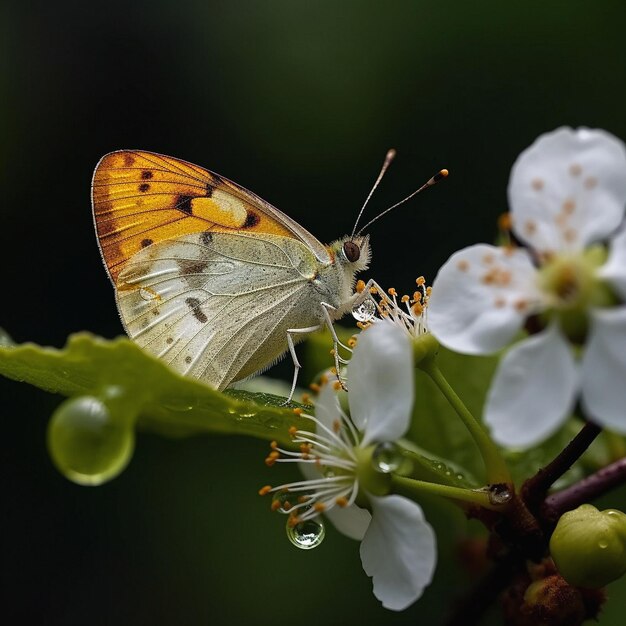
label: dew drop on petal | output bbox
[352,299,376,322]
[286,518,325,550]
[371,441,402,473]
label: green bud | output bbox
[47,395,135,486]
[550,504,626,588]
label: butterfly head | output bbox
[330,234,371,273]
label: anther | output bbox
[314,503,326,513]
[259,485,272,496]
[336,496,349,507]
[309,383,321,393]
[356,280,366,293]
[293,407,303,416]
[288,426,298,436]
[333,381,343,391]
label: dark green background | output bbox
[2,1,626,624]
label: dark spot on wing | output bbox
[185,356,192,364]
[123,154,135,166]
[139,183,150,192]
[185,297,208,323]
[141,170,153,180]
[177,259,209,275]
[177,195,194,215]
[243,210,260,228]
[166,337,174,344]
[140,238,153,248]
[206,184,213,198]
[200,231,213,246]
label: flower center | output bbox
[537,245,615,342]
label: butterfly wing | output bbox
[116,230,325,389]
[92,150,331,282]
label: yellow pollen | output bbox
[457,259,469,272]
[401,294,410,303]
[320,374,329,385]
[268,451,280,460]
[301,393,311,404]
[412,303,424,315]
[336,496,349,507]
[283,501,293,511]
[271,500,282,511]
[481,267,512,287]
[503,245,516,257]
[259,485,272,496]
[416,276,426,286]
[569,163,582,177]
[292,407,303,416]
[498,212,512,231]
[483,253,495,265]
[426,286,432,296]
[584,176,598,189]
[329,348,336,356]
[357,321,371,330]
[564,228,578,243]
[388,287,397,296]
[288,425,298,436]
[333,381,343,391]
[330,367,337,375]
[265,457,277,467]
[562,198,576,214]
[298,495,310,503]
[525,220,537,235]
[270,440,278,449]
[514,299,529,312]
[531,178,544,191]
[356,279,366,293]
[300,443,311,454]
[333,419,341,433]
[309,382,321,393]
[348,337,357,348]
[413,291,422,302]
[369,286,378,294]
[314,503,326,513]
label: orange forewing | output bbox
[92,150,294,282]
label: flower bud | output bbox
[550,504,626,588]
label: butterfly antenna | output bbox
[356,168,449,235]
[350,148,397,239]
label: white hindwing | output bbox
[116,231,328,389]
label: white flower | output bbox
[428,127,626,447]
[263,322,437,611]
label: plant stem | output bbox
[542,456,626,523]
[521,420,602,514]
[391,475,508,511]
[419,360,512,485]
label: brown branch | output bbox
[520,421,602,514]
[541,456,626,523]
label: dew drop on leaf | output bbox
[47,396,134,486]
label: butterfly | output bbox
[92,150,375,400]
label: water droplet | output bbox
[239,412,257,419]
[456,473,464,480]
[598,540,609,549]
[139,287,156,301]
[488,483,513,505]
[372,441,402,473]
[352,299,376,322]
[286,518,325,550]
[47,396,134,486]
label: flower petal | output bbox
[581,307,626,433]
[360,495,437,611]
[598,227,626,301]
[508,127,626,253]
[348,321,413,445]
[324,503,372,541]
[428,244,541,354]
[485,324,578,448]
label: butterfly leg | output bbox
[320,303,352,391]
[284,324,323,404]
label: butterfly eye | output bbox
[343,241,361,263]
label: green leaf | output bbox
[408,345,500,483]
[0,333,310,445]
